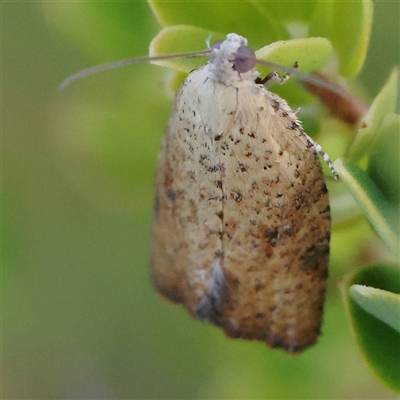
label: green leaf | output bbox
[161,71,189,99]
[309,2,334,41]
[331,0,374,76]
[333,158,399,256]
[347,69,398,162]
[340,264,400,392]
[255,37,332,73]
[148,0,287,47]
[250,1,318,25]
[367,113,400,206]
[350,285,400,333]
[309,0,373,76]
[149,25,224,73]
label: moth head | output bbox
[209,39,254,72]
[207,33,258,83]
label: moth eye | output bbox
[234,45,256,73]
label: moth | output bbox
[150,33,337,354]
[61,32,338,353]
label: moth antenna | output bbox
[59,49,212,90]
[303,131,339,180]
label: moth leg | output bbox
[304,132,339,180]
[256,62,299,88]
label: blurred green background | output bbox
[3,2,399,399]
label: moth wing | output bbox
[151,67,226,320]
[151,68,330,353]
[214,82,330,352]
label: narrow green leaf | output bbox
[333,158,399,256]
[350,285,400,333]
[340,264,400,393]
[367,114,400,206]
[331,0,373,76]
[347,69,398,161]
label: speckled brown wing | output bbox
[150,66,330,353]
[211,80,330,353]
[150,66,226,318]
